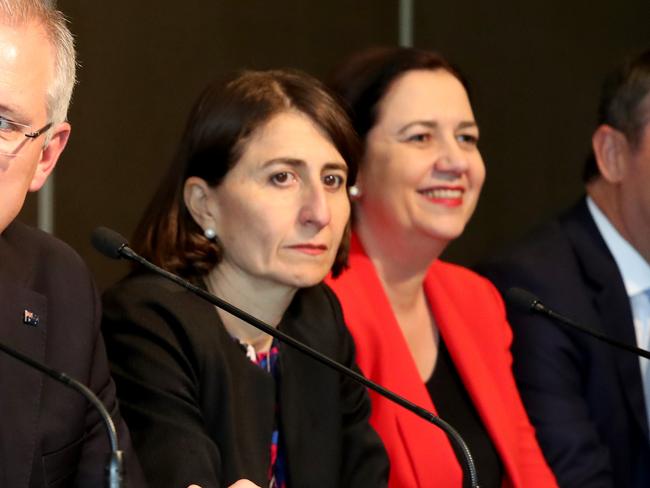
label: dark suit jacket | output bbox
[477,198,650,487]
[0,221,144,488]
[102,273,389,488]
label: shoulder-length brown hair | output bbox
[132,69,360,280]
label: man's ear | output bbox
[592,124,630,184]
[29,121,71,191]
[183,176,220,232]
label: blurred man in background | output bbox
[479,48,650,487]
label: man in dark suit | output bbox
[478,49,650,487]
[0,1,143,486]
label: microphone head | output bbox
[91,227,129,260]
[505,287,543,313]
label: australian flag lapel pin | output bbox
[23,309,40,327]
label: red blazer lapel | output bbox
[334,237,463,487]
[425,262,522,487]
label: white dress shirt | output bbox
[588,196,650,428]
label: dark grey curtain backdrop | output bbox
[20,1,649,289]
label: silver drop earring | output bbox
[204,228,217,240]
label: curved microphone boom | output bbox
[92,226,481,488]
[0,342,124,488]
[506,287,650,360]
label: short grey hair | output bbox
[0,0,76,125]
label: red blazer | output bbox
[326,235,556,488]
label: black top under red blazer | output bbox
[0,221,144,488]
[478,198,650,487]
[102,273,389,488]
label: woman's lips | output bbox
[417,187,464,207]
[288,244,328,255]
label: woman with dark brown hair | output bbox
[102,69,388,488]
[326,47,556,488]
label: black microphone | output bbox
[506,287,650,360]
[92,226,480,488]
[0,341,124,488]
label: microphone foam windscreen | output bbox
[504,287,539,312]
[91,227,128,259]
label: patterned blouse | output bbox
[243,340,288,488]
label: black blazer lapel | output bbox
[563,200,649,438]
[0,225,48,487]
[0,282,48,487]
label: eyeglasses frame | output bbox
[0,119,53,156]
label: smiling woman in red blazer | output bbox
[326,47,557,488]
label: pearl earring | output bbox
[348,185,361,198]
[204,228,217,240]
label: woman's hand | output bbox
[188,481,261,488]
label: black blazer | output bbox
[0,221,144,488]
[102,273,389,488]
[477,198,650,487]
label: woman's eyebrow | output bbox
[261,158,348,174]
[397,120,437,135]
[261,157,304,169]
[458,121,478,130]
[322,162,348,174]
